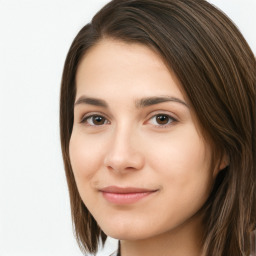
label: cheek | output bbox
[150,123,210,168]
[142,130,214,229]
[145,125,213,195]
[69,132,104,185]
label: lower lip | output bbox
[101,191,156,204]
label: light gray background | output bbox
[0,1,255,255]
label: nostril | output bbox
[104,152,144,173]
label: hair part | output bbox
[60,0,256,255]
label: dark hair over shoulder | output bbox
[60,0,256,255]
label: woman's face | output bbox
[69,39,220,241]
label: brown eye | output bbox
[148,114,176,127]
[156,115,170,125]
[82,115,109,126]
[92,116,106,125]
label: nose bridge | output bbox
[104,123,144,172]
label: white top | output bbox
[109,251,119,256]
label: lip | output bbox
[99,186,158,204]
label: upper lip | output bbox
[99,186,158,194]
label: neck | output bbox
[119,213,204,256]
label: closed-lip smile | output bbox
[99,186,158,204]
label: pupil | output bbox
[93,116,104,125]
[156,115,169,124]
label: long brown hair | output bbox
[60,0,256,255]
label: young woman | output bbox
[60,0,256,255]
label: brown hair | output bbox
[60,0,256,255]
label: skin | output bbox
[69,39,224,256]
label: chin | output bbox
[99,221,162,241]
[106,231,152,241]
[99,221,146,240]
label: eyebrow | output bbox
[135,96,189,108]
[74,95,189,108]
[75,96,108,107]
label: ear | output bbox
[219,153,229,170]
[213,153,229,177]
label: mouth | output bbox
[99,186,158,205]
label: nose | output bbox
[103,127,145,173]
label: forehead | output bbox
[77,39,166,75]
[75,39,185,101]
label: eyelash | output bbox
[80,113,177,128]
[148,114,177,128]
[80,113,110,126]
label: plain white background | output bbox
[0,1,255,255]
